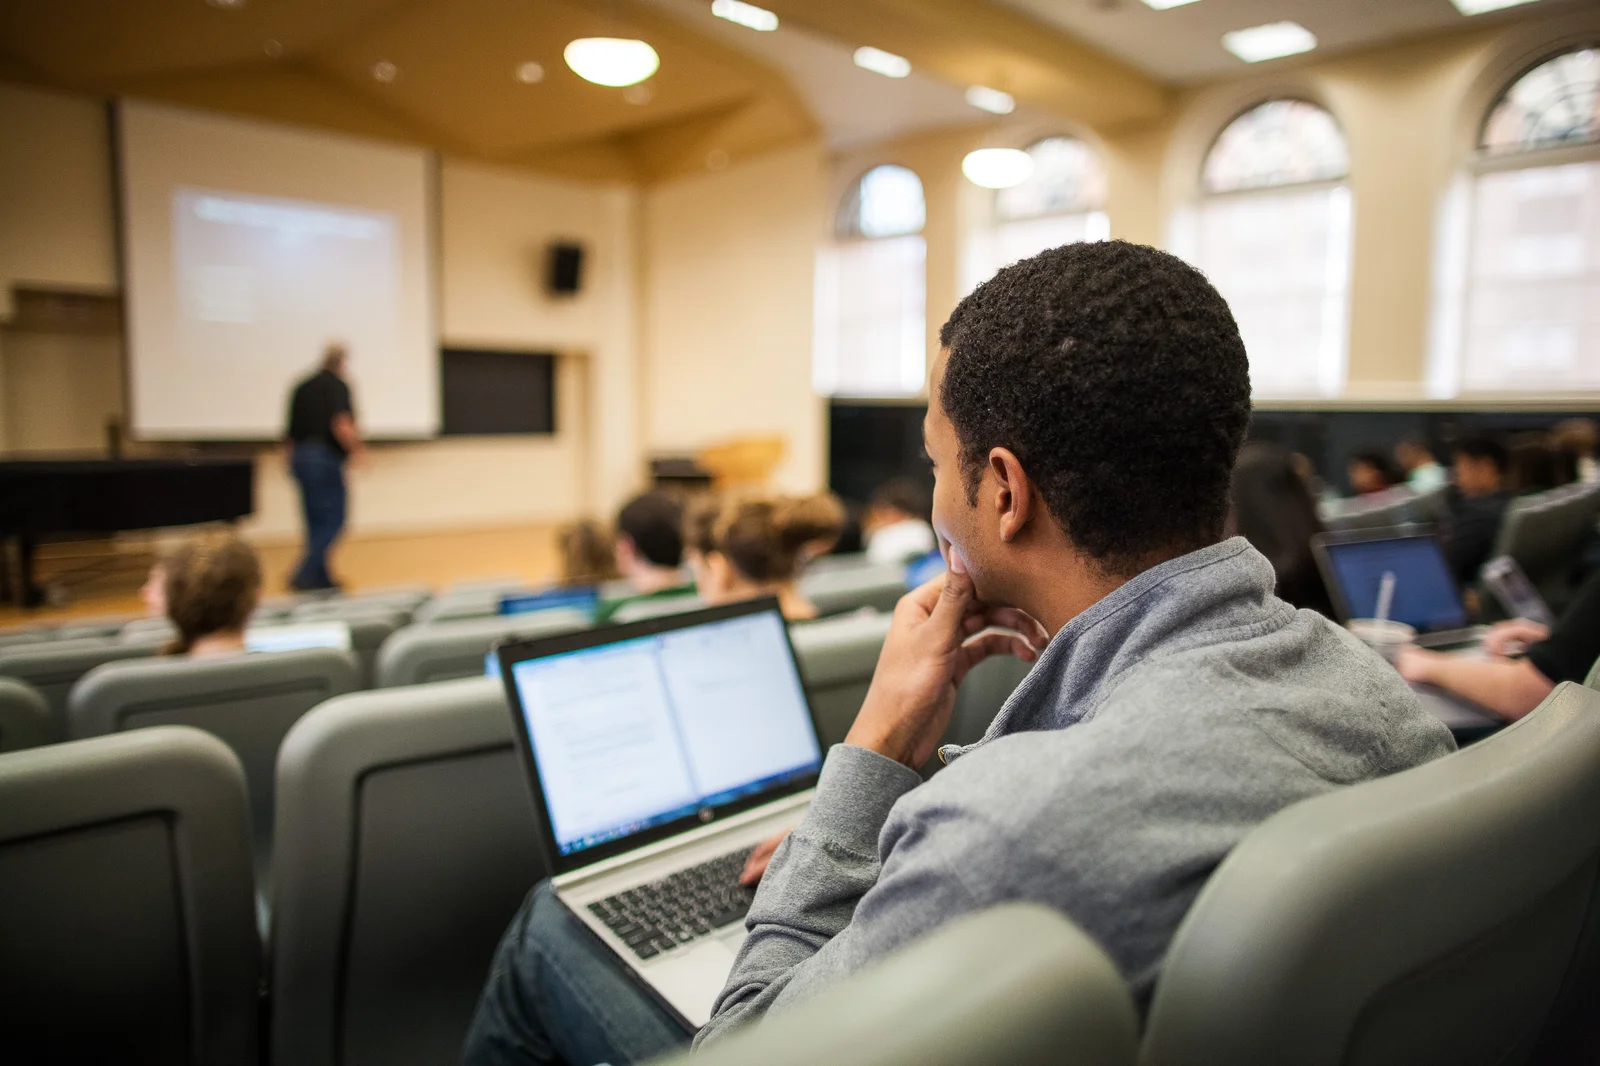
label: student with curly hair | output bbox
[463,242,1453,1066]
[158,537,262,657]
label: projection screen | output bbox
[117,99,437,439]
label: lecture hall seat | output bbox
[271,677,545,1066]
[0,675,49,753]
[799,563,910,616]
[1491,481,1600,608]
[646,904,1138,1066]
[0,637,158,739]
[1140,681,1600,1066]
[0,727,261,1066]
[67,647,360,884]
[373,609,589,687]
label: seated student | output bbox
[159,537,261,658]
[1395,435,1448,494]
[1347,448,1404,497]
[554,519,620,587]
[1398,569,1600,719]
[461,241,1453,1066]
[594,491,694,623]
[1228,442,1333,616]
[862,478,936,565]
[1505,433,1567,495]
[140,560,168,617]
[1442,436,1513,586]
[1552,418,1598,484]
[683,492,846,622]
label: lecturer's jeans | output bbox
[462,881,689,1066]
[290,442,346,590]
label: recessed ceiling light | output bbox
[965,85,1015,114]
[205,0,247,8]
[1140,0,1203,8]
[854,46,911,79]
[712,0,778,32]
[564,38,660,87]
[1449,0,1543,13]
[262,39,284,58]
[962,148,1034,189]
[371,60,398,83]
[516,61,545,83]
[1222,22,1317,63]
[623,84,653,105]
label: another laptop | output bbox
[499,585,600,618]
[497,597,824,1029]
[244,620,352,653]
[1311,527,1484,649]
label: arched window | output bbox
[1172,99,1353,399]
[963,136,1110,293]
[815,165,928,397]
[1429,46,1600,396]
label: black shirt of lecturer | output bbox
[287,367,354,458]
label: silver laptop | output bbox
[497,597,824,1029]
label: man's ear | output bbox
[987,447,1034,543]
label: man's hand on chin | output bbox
[845,555,1047,770]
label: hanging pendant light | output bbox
[564,37,660,87]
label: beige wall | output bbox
[642,143,828,493]
[0,84,118,318]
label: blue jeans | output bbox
[290,443,346,590]
[462,881,690,1066]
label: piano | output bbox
[0,458,255,606]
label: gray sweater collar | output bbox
[940,536,1289,763]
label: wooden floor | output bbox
[0,523,562,627]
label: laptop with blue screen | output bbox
[497,597,824,1028]
[1311,527,1483,648]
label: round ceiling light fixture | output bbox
[563,37,660,87]
[961,148,1034,189]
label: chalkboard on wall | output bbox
[440,348,555,435]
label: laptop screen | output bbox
[508,608,822,857]
[245,621,352,653]
[500,586,599,617]
[1320,535,1469,632]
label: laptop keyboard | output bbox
[588,848,757,960]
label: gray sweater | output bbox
[696,537,1455,1047]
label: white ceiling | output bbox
[645,0,1035,150]
[995,0,1578,82]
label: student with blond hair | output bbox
[683,492,846,621]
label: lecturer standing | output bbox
[284,343,365,591]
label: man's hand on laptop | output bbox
[740,829,791,886]
[846,554,1046,770]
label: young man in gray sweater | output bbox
[463,241,1455,1066]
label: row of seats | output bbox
[0,604,1031,930]
[0,556,915,752]
[7,678,1596,1065]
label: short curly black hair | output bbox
[938,240,1251,574]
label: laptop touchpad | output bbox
[652,939,740,1028]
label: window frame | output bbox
[1198,96,1351,198]
[1431,45,1600,400]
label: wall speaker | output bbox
[546,241,584,295]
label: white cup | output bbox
[1347,618,1416,663]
